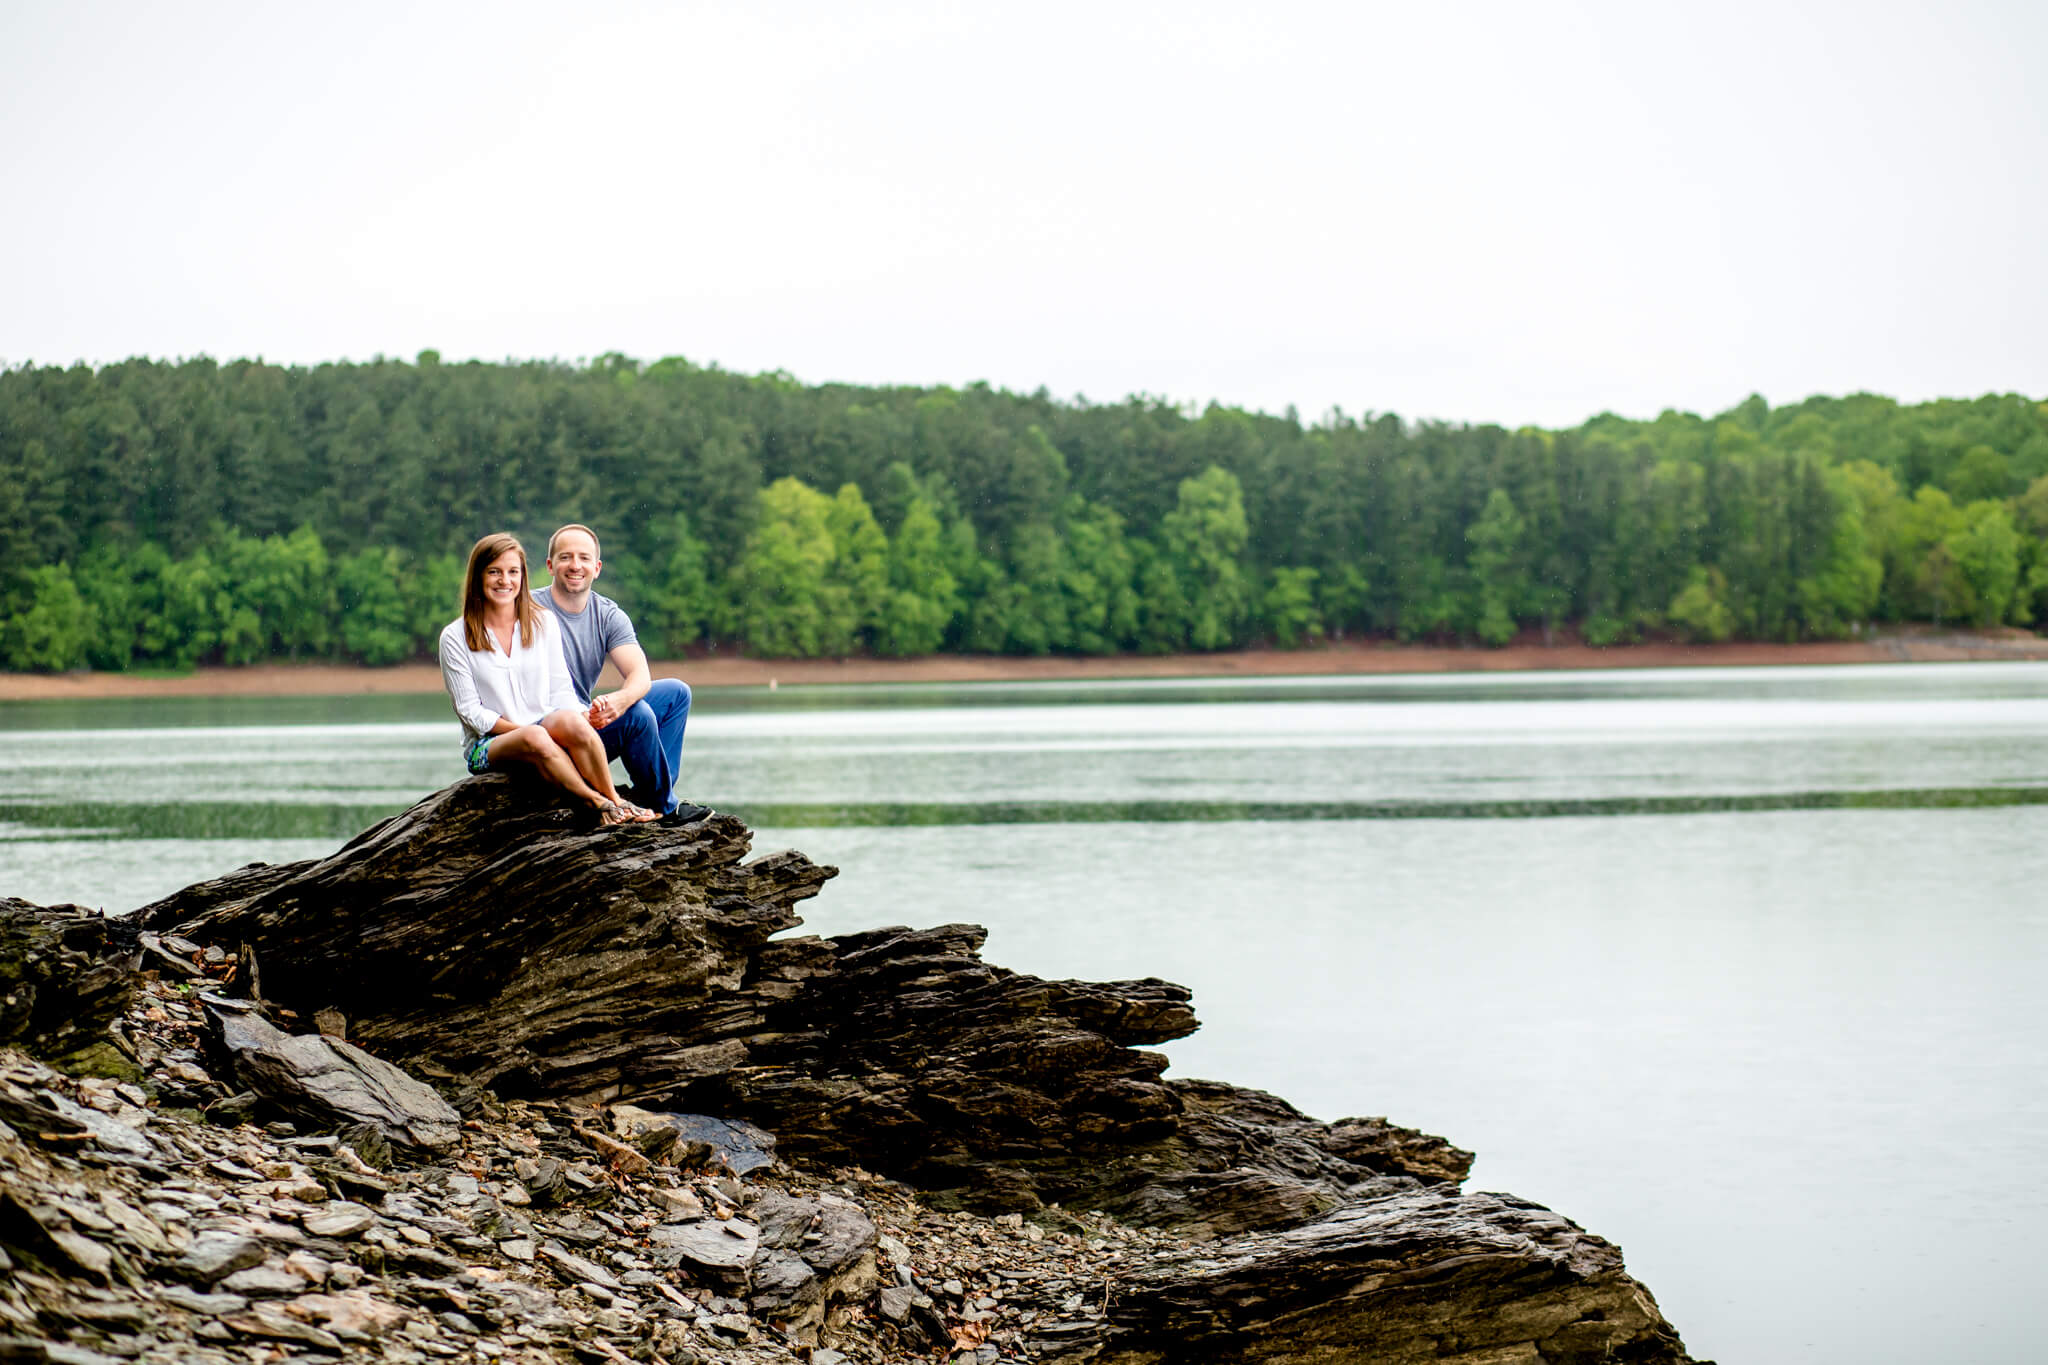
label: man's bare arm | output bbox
[588,642,654,727]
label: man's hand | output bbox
[605,643,654,714]
[587,695,618,729]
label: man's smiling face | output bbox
[547,528,602,596]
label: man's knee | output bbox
[648,677,691,715]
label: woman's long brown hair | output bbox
[460,533,542,652]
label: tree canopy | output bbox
[2,354,2044,670]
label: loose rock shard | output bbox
[171,1231,265,1285]
[201,996,460,1151]
[301,1204,377,1239]
[611,1107,777,1174]
[647,1217,760,1271]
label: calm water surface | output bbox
[4,662,2045,1365]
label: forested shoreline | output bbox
[2,353,2044,672]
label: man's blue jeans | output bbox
[598,677,691,814]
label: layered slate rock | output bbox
[137,774,832,1101]
[141,791,1465,1235]
[1026,1189,1692,1364]
[0,898,141,1078]
[97,777,1702,1363]
[699,924,1474,1232]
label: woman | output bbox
[438,532,656,826]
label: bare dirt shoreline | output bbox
[5,629,2047,701]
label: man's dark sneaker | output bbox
[661,802,713,825]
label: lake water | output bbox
[4,662,2045,1365]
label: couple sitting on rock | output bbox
[436,524,711,828]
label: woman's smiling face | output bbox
[482,548,524,605]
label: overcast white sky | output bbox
[2,1,2041,427]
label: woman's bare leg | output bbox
[486,724,609,810]
[541,710,658,821]
[542,711,622,803]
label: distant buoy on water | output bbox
[769,678,778,691]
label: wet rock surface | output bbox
[0,899,141,1078]
[4,784,1705,1363]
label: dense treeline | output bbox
[2,353,2045,670]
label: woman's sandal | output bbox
[596,800,636,828]
[624,802,660,823]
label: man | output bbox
[532,524,709,824]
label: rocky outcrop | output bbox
[136,781,1467,1235]
[0,898,140,1078]
[1027,1190,1690,1364]
[135,777,829,1103]
[4,776,1705,1364]
[0,1030,1693,1365]
[703,923,1474,1233]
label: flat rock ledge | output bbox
[0,778,1705,1364]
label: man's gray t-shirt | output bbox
[531,587,637,704]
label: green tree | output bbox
[336,547,413,666]
[403,552,466,656]
[1668,566,1736,642]
[219,524,334,659]
[1397,557,1468,642]
[71,542,143,670]
[1465,489,1529,646]
[823,483,889,653]
[1061,499,1139,654]
[1793,469,1883,636]
[629,515,718,658]
[1837,461,1912,619]
[8,360,2048,663]
[875,497,959,656]
[1896,487,1969,622]
[1315,563,1371,641]
[0,565,95,671]
[1947,444,2014,502]
[1261,567,1323,647]
[995,522,1074,655]
[1131,540,1192,654]
[0,437,69,572]
[733,478,840,657]
[1158,466,1251,650]
[1945,501,2024,626]
[2013,473,2048,624]
[144,550,234,668]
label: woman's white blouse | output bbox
[437,613,581,750]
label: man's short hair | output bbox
[547,523,601,560]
